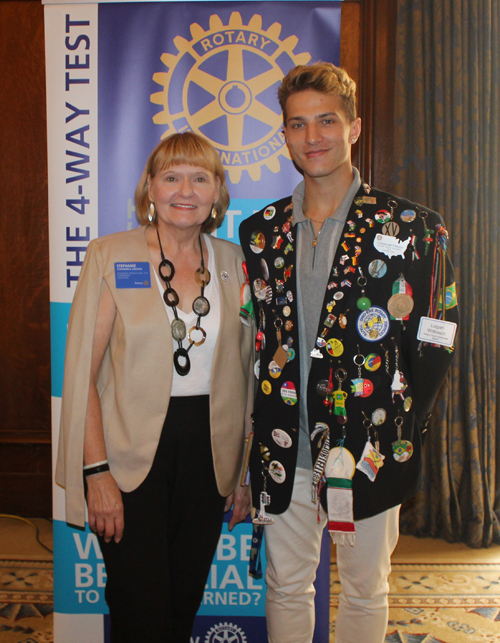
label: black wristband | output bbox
[83,463,110,477]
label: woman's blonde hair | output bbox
[278,62,357,124]
[135,131,229,233]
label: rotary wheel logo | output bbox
[205,622,247,643]
[151,12,311,183]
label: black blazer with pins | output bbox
[239,181,458,521]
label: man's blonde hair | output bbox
[278,62,357,124]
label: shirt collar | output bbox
[292,167,361,226]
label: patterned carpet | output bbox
[331,562,500,642]
[2,556,499,642]
[0,559,53,643]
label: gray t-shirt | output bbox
[292,168,362,469]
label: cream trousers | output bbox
[264,468,400,643]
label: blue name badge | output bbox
[114,262,151,288]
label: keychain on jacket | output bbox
[356,412,385,481]
[392,415,414,462]
[351,346,374,397]
[391,339,407,402]
[253,444,275,525]
[332,367,348,423]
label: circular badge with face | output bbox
[272,429,293,449]
[250,231,266,254]
[375,210,392,224]
[368,259,387,279]
[275,256,285,269]
[281,381,297,405]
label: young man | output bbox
[239,63,458,643]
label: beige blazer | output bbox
[56,225,253,528]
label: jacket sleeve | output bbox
[55,239,105,528]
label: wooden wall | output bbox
[0,0,397,517]
[0,1,52,516]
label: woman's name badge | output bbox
[417,317,457,348]
[373,234,411,259]
[114,262,151,288]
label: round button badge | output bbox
[275,257,285,269]
[372,408,387,426]
[357,306,390,342]
[250,231,266,254]
[269,461,286,483]
[264,205,276,221]
[400,209,416,223]
[326,338,344,357]
[368,259,387,279]
[272,429,293,448]
[262,380,272,395]
[364,353,382,371]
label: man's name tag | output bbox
[114,262,151,288]
[373,234,411,259]
[417,317,457,347]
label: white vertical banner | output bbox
[45,4,103,642]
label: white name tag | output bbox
[373,234,411,258]
[417,317,457,347]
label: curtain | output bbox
[394,0,500,547]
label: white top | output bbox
[153,234,221,396]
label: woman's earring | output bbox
[149,202,155,222]
[211,205,217,219]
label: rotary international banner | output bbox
[45,2,341,641]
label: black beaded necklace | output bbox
[156,229,211,376]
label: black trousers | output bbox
[98,396,226,643]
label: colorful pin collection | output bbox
[248,186,448,512]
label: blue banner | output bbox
[47,3,341,642]
[97,1,341,240]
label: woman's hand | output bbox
[86,471,124,543]
[225,485,252,532]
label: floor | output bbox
[1,514,500,563]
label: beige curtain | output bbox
[394,0,500,547]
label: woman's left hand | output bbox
[225,485,252,531]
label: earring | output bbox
[211,206,217,219]
[351,138,357,144]
[149,202,155,222]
